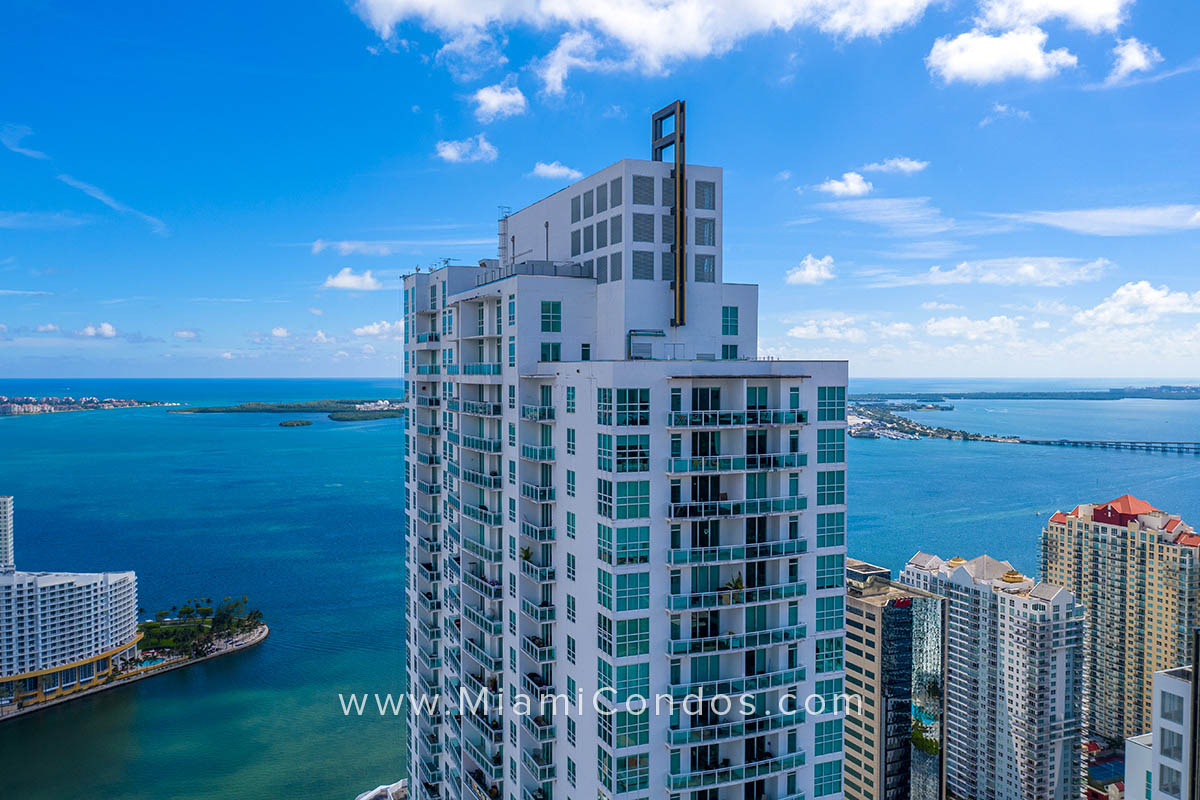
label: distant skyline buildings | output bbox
[1042,494,1200,741]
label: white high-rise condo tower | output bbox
[403,102,849,800]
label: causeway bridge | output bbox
[1019,439,1200,455]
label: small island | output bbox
[849,402,1018,442]
[171,399,403,422]
[279,419,313,427]
[1,394,180,416]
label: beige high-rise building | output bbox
[1041,494,1200,741]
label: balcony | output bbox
[462,536,503,565]
[416,425,442,438]
[462,400,503,417]
[417,758,443,786]
[416,396,441,408]
[667,581,806,611]
[522,714,556,742]
[520,597,556,623]
[520,445,555,462]
[418,591,442,612]
[668,666,807,699]
[667,409,807,428]
[521,748,556,782]
[462,670,503,708]
[464,737,504,780]
[668,710,806,745]
[416,451,441,467]
[417,332,441,343]
[520,520,555,542]
[418,508,443,525]
[462,570,503,601]
[521,482,556,503]
[461,435,503,454]
[462,363,502,376]
[667,453,808,474]
[416,365,441,376]
[668,496,807,521]
[418,618,442,643]
[460,468,503,490]
[520,559,556,584]
[464,768,501,800]
[521,672,555,701]
[668,622,806,655]
[461,503,503,527]
[521,405,555,421]
[665,752,806,791]
[416,480,442,496]
[521,635,555,663]
[463,638,503,673]
[667,539,807,565]
[462,604,503,636]
[416,645,442,671]
[417,534,442,556]
[417,561,442,583]
[446,431,460,445]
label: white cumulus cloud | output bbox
[312,330,335,343]
[1105,37,1164,86]
[530,161,583,180]
[976,0,1132,34]
[174,329,198,339]
[323,267,383,291]
[35,323,60,332]
[472,76,527,122]
[354,320,403,338]
[78,322,117,338]
[924,315,1021,341]
[785,255,836,285]
[272,327,289,338]
[860,157,928,174]
[927,26,1076,84]
[1074,281,1200,326]
[435,133,498,163]
[816,172,872,197]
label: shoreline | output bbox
[0,624,269,723]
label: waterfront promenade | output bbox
[0,624,269,722]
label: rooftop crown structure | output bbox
[402,103,850,800]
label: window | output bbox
[616,480,650,519]
[721,306,739,335]
[567,428,576,454]
[1160,765,1181,799]
[507,295,515,326]
[509,460,516,485]
[597,613,612,655]
[817,512,845,548]
[567,594,576,622]
[583,188,594,218]
[632,213,654,243]
[610,251,622,280]
[616,526,650,564]
[817,596,844,631]
[598,569,613,609]
[610,177,623,206]
[567,717,576,745]
[615,710,649,747]
[508,384,516,409]
[610,214,622,244]
[817,470,845,506]
[661,214,674,245]
[541,301,562,332]
[695,254,715,282]
[567,552,577,580]
[567,510,576,539]
[508,498,516,523]
[814,720,843,756]
[597,389,613,425]
[570,229,581,257]
[615,753,650,794]
[598,434,613,470]
[540,342,561,362]
[817,428,845,463]
[1162,690,1185,723]
[696,180,716,210]
[598,478,613,518]
[661,176,675,207]
[661,252,675,281]
[567,386,576,413]
[817,554,845,589]
[615,435,650,472]
[508,422,516,446]
[815,637,843,672]
[615,663,649,702]
[721,344,738,360]
[695,217,715,246]
[596,184,607,213]
[616,618,650,657]
[616,572,650,610]
[615,388,650,425]
[818,386,846,421]
[631,250,654,280]
[814,760,842,797]
[571,195,581,223]
[508,337,515,367]
[632,175,654,205]
[567,470,576,497]
[567,757,576,787]
[583,225,594,252]
[1161,728,1183,761]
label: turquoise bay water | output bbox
[0,378,1197,798]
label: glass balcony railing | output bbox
[666,409,807,428]
[417,562,442,583]
[521,405,555,421]
[461,435,502,453]
[416,452,441,466]
[463,638,503,673]
[415,645,441,671]
[463,737,504,780]
[668,496,807,520]
[417,591,442,612]
[668,623,806,655]
[462,363,502,376]
[446,431,460,445]
[416,425,441,437]
[521,748,556,782]
[416,396,441,408]
[462,671,503,707]
[522,714,556,742]
[667,709,806,745]
[521,635,555,663]
[416,480,441,495]
[461,503,503,527]
[462,400,503,417]
[461,468,503,490]
[667,581,806,611]
[462,571,503,601]
[520,482,555,502]
[521,672,555,701]
[461,604,503,636]
[665,752,806,791]
[416,365,440,375]
[667,453,807,473]
[416,332,440,343]
[520,445,555,462]
[520,520,555,542]
[464,714,504,747]
[417,758,442,786]
[464,767,501,800]
[462,536,503,564]
[520,597,556,623]
[520,560,556,583]
[417,508,442,525]
[416,535,441,555]
[667,539,807,565]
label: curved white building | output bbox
[0,496,140,710]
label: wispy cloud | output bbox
[979,102,1030,127]
[56,174,167,235]
[867,257,1109,287]
[353,320,403,338]
[435,134,498,163]
[0,288,52,296]
[529,161,583,180]
[817,197,955,237]
[174,329,198,339]
[310,238,493,256]
[0,211,89,230]
[996,204,1200,236]
[1,125,49,159]
[860,157,928,174]
[324,267,383,291]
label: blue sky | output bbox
[2,0,1198,379]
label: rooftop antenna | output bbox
[653,100,686,327]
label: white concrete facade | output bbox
[1124,665,1194,800]
[901,553,1084,800]
[404,156,848,800]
